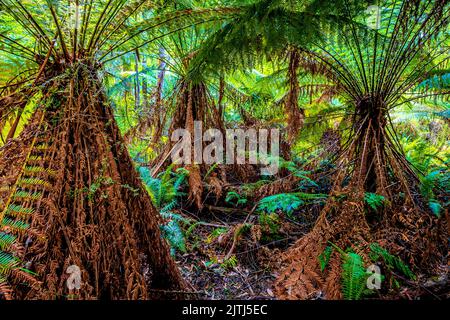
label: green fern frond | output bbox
[225,191,247,206]
[12,191,43,201]
[0,232,16,251]
[257,193,304,216]
[160,220,187,255]
[0,251,19,276]
[18,178,51,188]
[257,192,327,216]
[364,193,386,211]
[341,252,368,300]
[161,200,178,213]
[318,246,333,272]
[23,166,57,176]
[5,204,34,216]
[369,243,416,280]
[140,165,187,209]
[1,217,30,233]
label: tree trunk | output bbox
[0,67,187,300]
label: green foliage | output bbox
[318,246,333,272]
[12,191,42,201]
[340,252,371,300]
[1,217,29,232]
[18,178,51,188]
[257,192,327,216]
[369,243,415,280]
[329,242,376,300]
[220,255,238,270]
[428,200,442,217]
[0,232,16,251]
[402,136,449,217]
[0,252,19,275]
[5,204,34,216]
[364,193,387,211]
[205,227,228,244]
[330,242,415,299]
[240,180,271,196]
[279,159,319,188]
[139,165,188,209]
[258,193,304,216]
[0,0,448,300]
[420,169,448,217]
[139,165,190,255]
[160,218,187,255]
[225,191,247,206]
[258,212,281,241]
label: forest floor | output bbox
[174,207,316,300]
[173,206,449,300]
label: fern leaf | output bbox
[369,243,416,280]
[341,252,367,300]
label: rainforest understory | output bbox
[0,0,449,301]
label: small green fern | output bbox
[257,192,327,217]
[225,191,247,206]
[0,252,19,275]
[139,165,187,208]
[139,165,189,255]
[160,219,187,255]
[364,193,386,210]
[330,243,376,300]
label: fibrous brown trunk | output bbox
[0,64,187,300]
[285,49,305,150]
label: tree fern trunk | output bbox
[0,67,187,300]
